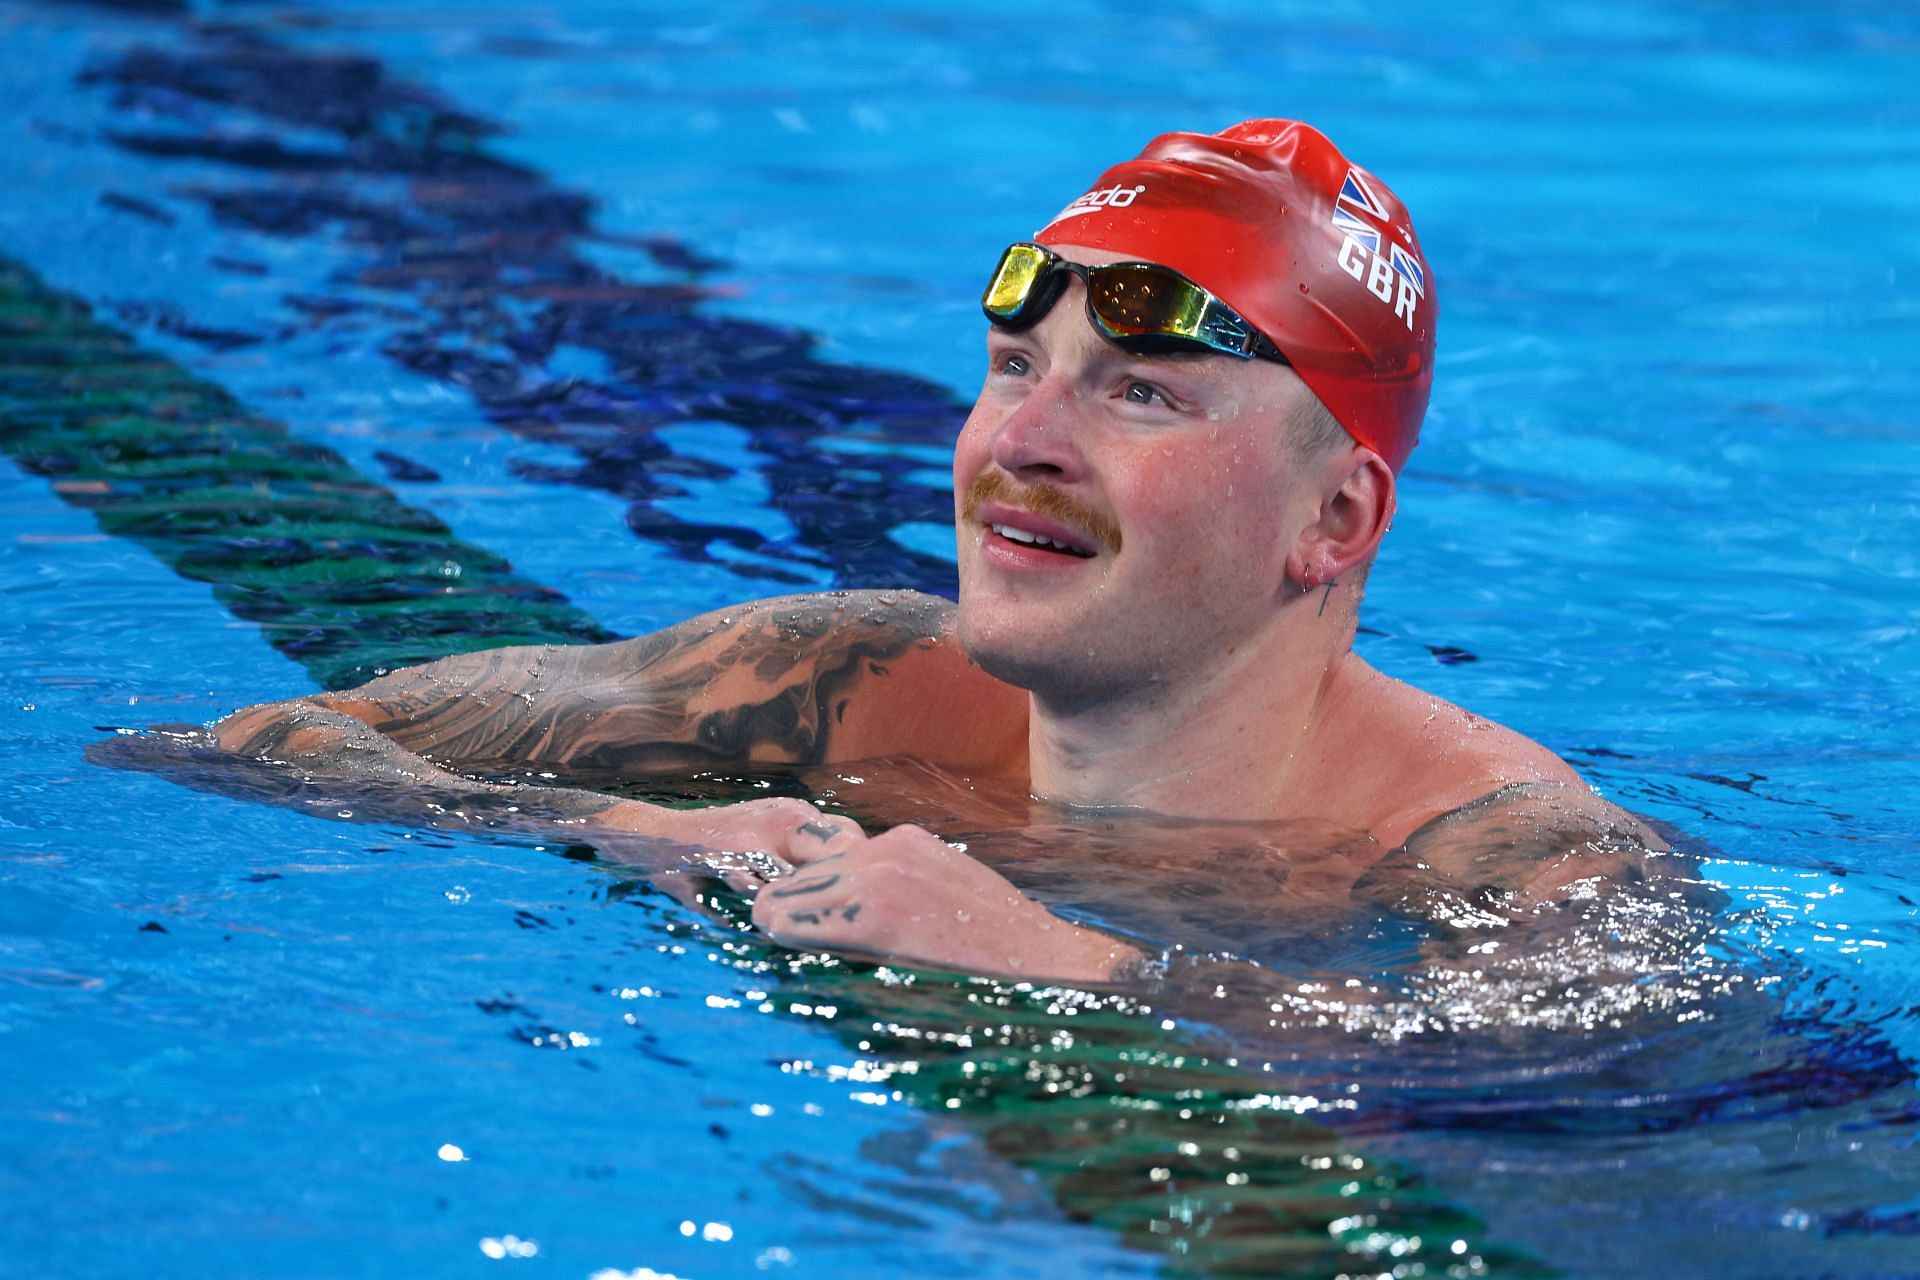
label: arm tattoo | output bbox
[1356,781,1660,915]
[229,716,307,758]
[329,591,953,773]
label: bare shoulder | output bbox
[657,589,1027,767]
[1321,664,1678,905]
[1412,774,1661,865]
[318,589,1025,773]
[1330,663,1590,847]
[1347,780,1667,924]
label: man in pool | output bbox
[203,120,1658,984]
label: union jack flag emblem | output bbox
[1329,167,1425,318]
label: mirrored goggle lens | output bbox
[983,244,1052,322]
[1084,264,1212,344]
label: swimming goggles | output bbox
[981,242,1288,363]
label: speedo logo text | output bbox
[1050,182,1148,222]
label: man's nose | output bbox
[987,373,1089,482]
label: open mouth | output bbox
[988,521,1096,558]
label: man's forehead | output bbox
[990,324,1308,420]
[1043,241,1156,270]
[988,313,1220,373]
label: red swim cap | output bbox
[1034,120,1435,471]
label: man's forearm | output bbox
[205,697,637,828]
[133,698,854,874]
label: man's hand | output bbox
[595,796,865,877]
[744,823,1140,985]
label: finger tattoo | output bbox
[781,904,858,929]
[798,820,844,841]
[769,874,841,899]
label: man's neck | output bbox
[1023,630,1363,820]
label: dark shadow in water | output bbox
[78,21,965,595]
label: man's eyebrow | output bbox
[1102,345,1217,368]
[983,328,1218,370]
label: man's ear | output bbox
[1285,447,1395,587]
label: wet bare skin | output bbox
[787,752,1669,959]
[788,756,1393,956]
[106,588,1668,988]
[301,591,1026,782]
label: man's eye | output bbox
[1123,380,1167,406]
[994,352,1031,377]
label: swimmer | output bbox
[192,121,1664,984]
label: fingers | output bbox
[656,797,864,863]
[711,797,864,863]
[750,842,877,939]
[754,825,940,937]
[784,810,865,863]
[651,867,717,913]
[694,847,795,896]
[750,869,866,940]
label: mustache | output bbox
[961,471,1122,555]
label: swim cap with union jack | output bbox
[1035,119,1435,471]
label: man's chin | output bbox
[957,632,1042,692]
[956,605,1109,703]
[956,603,1043,688]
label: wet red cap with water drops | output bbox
[1034,119,1435,471]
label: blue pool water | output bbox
[2,2,1918,1276]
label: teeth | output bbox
[991,523,1088,555]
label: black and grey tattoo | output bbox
[780,904,861,928]
[323,591,953,774]
[768,875,842,900]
